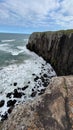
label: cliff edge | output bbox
[27,30,73,75]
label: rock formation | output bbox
[2,76,73,130]
[27,30,73,75]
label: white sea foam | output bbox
[1,39,15,43]
[0,37,56,120]
[0,49,56,121]
[0,43,24,56]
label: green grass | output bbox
[32,29,73,35]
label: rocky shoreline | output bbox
[1,30,73,130]
[0,60,56,121]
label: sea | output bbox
[0,33,56,121]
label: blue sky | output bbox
[0,0,73,34]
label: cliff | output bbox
[27,30,73,75]
[2,76,73,130]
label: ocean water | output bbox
[0,33,30,67]
[0,33,56,121]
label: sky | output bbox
[0,0,73,34]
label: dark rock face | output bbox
[27,32,73,75]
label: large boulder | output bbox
[2,76,73,130]
[27,30,73,75]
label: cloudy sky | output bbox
[0,0,73,33]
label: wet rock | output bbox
[31,91,37,97]
[38,89,45,95]
[43,74,48,78]
[13,89,23,98]
[0,91,2,94]
[6,92,12,98]
[8,107,14,114]
[7,100,16,107]
[34,76,39,82]
[14,82,17,86]
[43,82,49,87]
[17,87,21,90]
[0,100,5,107]
[32,89,34,92]
[42,64,44,66]
[41,76,45,82]
[1,113,8,121]
[37,85,40,88]
[32,73,36,76]
[39,73,41,75]
[22,85,28,90]
[28,81,30,84]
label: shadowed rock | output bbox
[27,30,73,75]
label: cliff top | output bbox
[32,29,73,35]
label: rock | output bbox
[13,89,23,98]
[27,30,73,75]
[7,100,16,107]
[1,113,8,121]
[32,88,34,92]
[22,85,28,90]
[2,76,73,130]
[8,107,14,114]
[38,89,45,95]
[17,87,21,90]
[28,81,30,84]
[31,91,37,97]
[32,73,36,76]
[41,76,45,82]
[6,92,12,98]
[34,76,39,82]
[43,81,49,87]
[43,74,48,78]
[0,100,5,107]
[14,82,17,86]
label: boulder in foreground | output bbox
[2,76,73,130]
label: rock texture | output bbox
[27,31,73,75]
[2,76,73,130]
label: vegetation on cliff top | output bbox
[32,29,73,35]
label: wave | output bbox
[1,39,15,43]
[0,44,22,56]
[0,56,56,120]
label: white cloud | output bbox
[0,0,73,30]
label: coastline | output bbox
[0,44,56,121]
[1,30,73,130]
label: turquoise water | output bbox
[0,33,30,67]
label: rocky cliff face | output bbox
[27,31,73,75]
[2,76,73,130]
